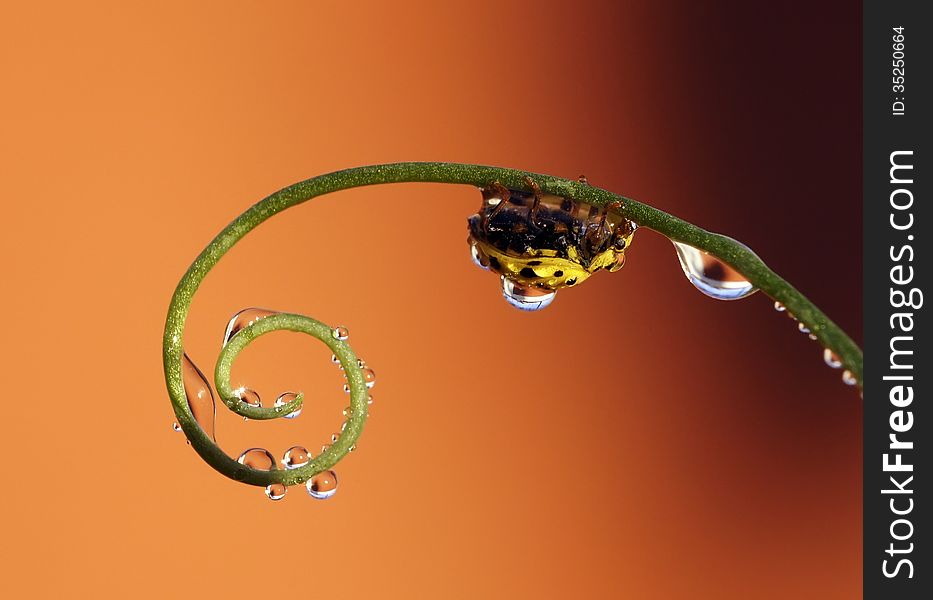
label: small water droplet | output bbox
[172,422,182,432]
[182,354,216,441]
[842,370,857,386]
[306,471,338,499]
[342,406,353,417]
[332,326,350,341]
[223,308,279,346]
[367,395,373,405]
[348,444,357,453]
[283,446,310,469]
[470,243,489,270]
[320,443,331,454]
[501,277,556,311]
[672,240,757,300]
[340,421,349,432]
[274,392,302,419]
[798,322,811,334]
[361,367,376,389]
[330,433,339,443]
[343,383,351,394]
[265,483,287,501]
[823,349,843,369]
[774,301,786,312]
[808,333,818,341]
[237,448,276,470]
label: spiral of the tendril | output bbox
[164,163,864,488]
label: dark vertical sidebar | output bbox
[864,1,929,597]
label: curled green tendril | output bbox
[164,162,863,487]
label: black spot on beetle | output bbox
[488,256,501,271]
[566,277,577,286]
[520,267,537,278]
[528,260,542,266]
[554,270,564,277]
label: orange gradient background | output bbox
[0,1,862,598]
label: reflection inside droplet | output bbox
[501,277,556,311]
[307,470,338,499]
[283,446,310,469]
[265,483,286,501]
[672,240,757,300]
[237,448,276,470]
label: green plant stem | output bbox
[164,162,863,487]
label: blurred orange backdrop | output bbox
[0,1,861,598]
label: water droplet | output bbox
[330,433,339,443]
[470,243,489,270]
[823,349,842,369]
[342,406,353,417]
[172,422,182,432]
[237,448,276,470]
[222,308,279,346]
[182,354,216,441]
[283,446,310,469]
[798,322,811,334]
[332,326,350,341]
[367,395,374,405]
[237,387,262,408]
[331,354,342,368]
[306,471,338,499]
[841,370,857,386]
[343,383,351,394]
[274,392,302,419]
[774,301,786,312]
[672,240,757,300]
[320,443,331,454]
[265,483,287,501]
[349,444,357,453]
[501,277,556,311]
[361,367,376,389]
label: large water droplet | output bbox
[283,446,310,469]
[798,322,811,335]
[172,422,182,432]
[182,354,216,441]
[774,301,786,312]
[823,349,842,369]
[361,367,376,389]
[306,471,338,499]
[672,240,757,300]
[222,308,279,346]
[332,326,350,341]
[501,277,556,311]
[274,392,302,419]
[265,483,286,501]
[237,448,276,470]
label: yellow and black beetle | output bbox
[467,177,637,310]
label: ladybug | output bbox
[467,177,637,310]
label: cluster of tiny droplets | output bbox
[173,318,376,502]
[773,301,856,387]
